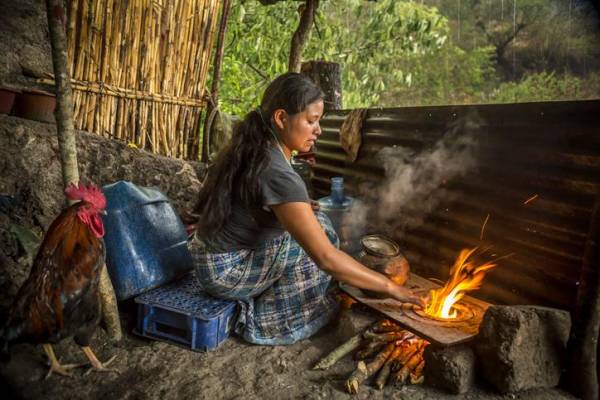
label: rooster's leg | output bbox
[81,346,118,376]
[42,344,84,379]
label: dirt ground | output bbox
[0,303,577,400]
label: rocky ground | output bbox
[0,304,578,400]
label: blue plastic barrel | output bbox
[102,181,194,300]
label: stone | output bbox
[474,305,571,393]
[332,309,376,343]
[423,344,476,394]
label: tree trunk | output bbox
[565,189,600,400]
[45,0,78,189]
[98,264,122,341]
[288,0,318,73]
[45,0,122,341]
[201,0,232,162]
[301,61,342,111]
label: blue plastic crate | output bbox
[134,274,237,351]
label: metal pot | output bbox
[358,234,410,297]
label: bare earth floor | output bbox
[0,308,577,400]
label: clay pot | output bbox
[14,89,56,123]
[358,234,410,297]
[0,87,20,115]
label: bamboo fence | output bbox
[46,0,222,159]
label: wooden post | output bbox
[288,0,318,73]
[565,189,600,400]
[201,0,231,162]
[45,0,122,341]
[46,0,78,190]
[301,61,342,111]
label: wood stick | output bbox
[409,359,425,385]
[391,340,423,372]
[46,0,122,341]
[98,263,122,341]
[392,348,424,387]
[36,78,206,108]
[354,339,387,360]
[363,330,413,343]
[201,0,231,161]
[346,361,368,395]
[374,344,404,390]
[346,342,395,394]
[45,0,79,195]
[312,333,363,371]
[288,0,318,73]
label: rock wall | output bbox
[0,0,51,89]
[0,115,204,225]
[0,115,205,305]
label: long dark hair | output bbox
[195,72,323,235]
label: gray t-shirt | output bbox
[202,146,310,251]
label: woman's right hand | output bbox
[387,282,426,308]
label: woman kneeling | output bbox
[189,72,421,345]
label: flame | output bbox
[424,248,496,319]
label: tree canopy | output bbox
[216,0,600,115]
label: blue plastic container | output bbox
[102,181,194,300]
[318,177,363,254]
[134,274,237,351]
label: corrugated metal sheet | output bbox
[314,100,600,311]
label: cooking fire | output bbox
[423,247,496,321]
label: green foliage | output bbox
[219,0,481,113]
[219,1,295,115]
[216,0,600,115]
[488,71,600,103]
[305,0,451,107]
[379,44,497,106]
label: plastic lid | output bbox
[361,234,400,257]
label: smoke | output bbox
[344,115,480,239]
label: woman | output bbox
[190,72,422,345]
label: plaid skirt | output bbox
[189,212,339,345]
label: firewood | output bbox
[354,339,387,360]
[312,333,363,370]
[373,344,404,390]
[363,330,413,343]
[346,361,368,394]
[409,359,426,385]
[390,340,422,372]
[392,348,425,387]
[346,342,395,394]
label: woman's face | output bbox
[273,99,324,155]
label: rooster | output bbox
[1,183,116,378]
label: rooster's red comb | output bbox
[65,182,106,209]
